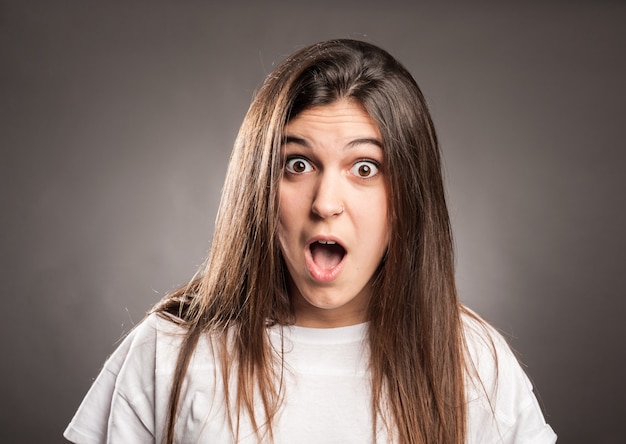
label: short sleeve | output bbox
[64,314,162,443]
[463,312,557,443]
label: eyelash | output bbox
[351,160,380,178]
[284,156,381,179]
[285,157,314,174]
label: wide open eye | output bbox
[285,157,314,174]
[350,160,379,178]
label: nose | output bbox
[311,172,344,219]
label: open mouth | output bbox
[309,240,346,270]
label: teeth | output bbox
[318,240,336,245]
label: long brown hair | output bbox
[156,39,467,443]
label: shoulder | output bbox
[64,313,189,443]
[460,307,557,443]
[133,312,189,361]
[97,312,188,379]
[461,308,517,387]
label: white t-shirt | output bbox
[64,311,556,443]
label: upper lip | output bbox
[307,235,347,251]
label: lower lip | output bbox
[305,250,345,283]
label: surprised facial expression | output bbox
[278,99,389,327]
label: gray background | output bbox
[1,1,624,442]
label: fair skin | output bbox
[278,99,389,328]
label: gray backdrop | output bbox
[1,1,624,443]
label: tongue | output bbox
[310,243,344,270]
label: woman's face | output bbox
[278,99,389,327]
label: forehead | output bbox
[285,99,382,140]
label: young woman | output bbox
[64,39,556,443]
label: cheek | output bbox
[277,202,292,235]
[278,188,310,230]
[277,189,290,234]
[277,214,291,254]
[356,192,389,254]
[380,187,390,245]
[277,196,301,253]
[371,190,389,230]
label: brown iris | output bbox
[357,164,371,177]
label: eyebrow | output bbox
[282,135,383,149]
